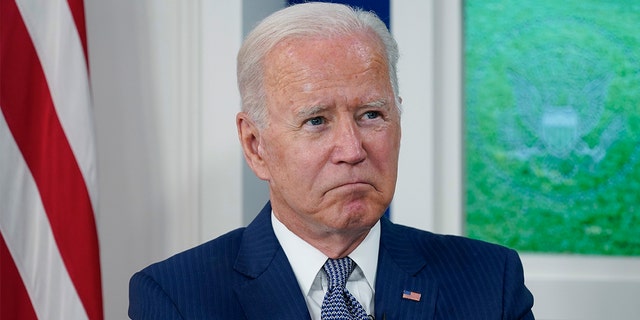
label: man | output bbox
[129,2,534,319]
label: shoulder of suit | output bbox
[384,219,516,263]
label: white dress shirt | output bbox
[272,212,380,320]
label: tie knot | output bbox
[323,257,354,290]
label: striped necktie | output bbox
[321,257,369,320]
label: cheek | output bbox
[267,139,326,180]
[368,131,400,166]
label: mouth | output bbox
[327,181,374,195]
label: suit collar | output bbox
[375,217,438,319]
[233,202,278,277]
[233,202,311,319]
[379,217,428,275]
[232,204,439,319]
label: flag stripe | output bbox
[16,0,98,212]
[0,122,87,319]
[65,0,89,66]
[0,234,38,320]
[0,0,103,319]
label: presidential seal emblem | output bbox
[465,3,640,255]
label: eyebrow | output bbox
[295,98,389,119]
[363,98,388,109]
[296,105,328,119]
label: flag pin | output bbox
[402,290,421,302]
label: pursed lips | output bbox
[324,179,374,196]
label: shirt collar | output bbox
[271,211,381,296]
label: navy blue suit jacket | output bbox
[129,203,534,319]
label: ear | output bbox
[236,112,270,181]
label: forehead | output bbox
[273,31,385,64]
[264,31,388,85]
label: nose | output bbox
[332,118,366,165]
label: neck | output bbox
[312,230,370,259]
[273,211,372,259]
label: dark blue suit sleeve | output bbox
[129,271,184,319]
[503,249,535,320]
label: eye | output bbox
[363,110,381,120]
[306,116,325,126]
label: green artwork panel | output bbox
[464,0,640,256]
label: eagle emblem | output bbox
[502,71,625,169]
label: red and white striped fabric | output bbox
[1,0,103,319]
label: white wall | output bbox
[86,1,241,319]
[87,2,171,319]
[86,0,639,319]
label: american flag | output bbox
[402,289,422,302]
[0,0,103,319]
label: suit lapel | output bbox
[232,204,439,319]
[374,218,438,320]
[233,203,311,320]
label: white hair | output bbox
[236,2,400,128]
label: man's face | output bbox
[248,31,400,241]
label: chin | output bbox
[339,202,385,225]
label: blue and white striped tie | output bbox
[321,257,369,320]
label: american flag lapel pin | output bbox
[402,290,422,302]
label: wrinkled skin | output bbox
[237,30,401,258]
